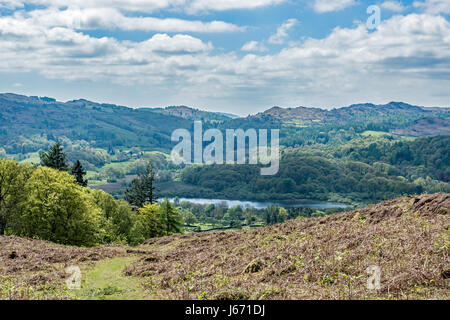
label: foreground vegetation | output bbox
[0,157,183,247]
[1,193,448,300]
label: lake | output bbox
[165,198,348,210]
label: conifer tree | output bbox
[40,142,68,171]
[125,162,157,208]
[71,160,88,187]
[160,198,183,235]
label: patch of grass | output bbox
[361,131,391,137]
[75,257,151,300]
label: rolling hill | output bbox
[1,93,449,157]
[1,193,448,300]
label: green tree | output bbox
[70,160,88,187]
[40,142,68,171]
[125,162,157,208]
[263,205,287,225]
[11,166,103,246]
[138,203,165,239]
[180,209,197,225]
[92,189,134,244]
[160,198,183,235]
[0,160,33,234]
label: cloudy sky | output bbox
[0,0,449,115]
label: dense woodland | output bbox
[176,135,449,204]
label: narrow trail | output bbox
[75,256,151,300]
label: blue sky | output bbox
[0,0,449,115]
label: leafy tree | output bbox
[160,198,183,235]
[92,189,135,244]
[138,203,165,239]
[263,205,287,225]
[40,142,68,171]
[71,160,88,187]
[125,162,157,208]
[11,166,103,246]
[0,160,33,234]
[180,209,197,225]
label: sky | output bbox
[0,0,449,115]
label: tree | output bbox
[125,162,157,208]
[180,209,197,225]
[138,203,165,239]
[263,205,287,225]
[160,198,183,235]
[40,142,68,171]
[70,160,88,187]
[92,189,135,244]
[0,160,33,234]
[11,166,103,246]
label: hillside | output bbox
[0,93,194,153]
[1,94,449,156]
[258,102,449,123]
[392,117,450,137]
[152,106,236,122]
[1,193,448,300]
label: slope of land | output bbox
[126,193,449,300]
[1,93,449,156]
[1,193,448,300]
[0,93,193,152]
[152,105,236,122]
[257,102,449,123]
[392,117,450,137]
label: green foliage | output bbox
[175,135,450,204]
[125,162,157,208]
[264,206,288,225]
[91,189,135,244]
[10,166,103,246]
[159,198,184,235]
[180,209,198,225]
[0,159,182,246]
[137,204,165,239]
[0,159,34,234]
[71,160,88,187]
[40,142,68,171]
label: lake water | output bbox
[165,198,348,210]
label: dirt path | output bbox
[75,256,151,300]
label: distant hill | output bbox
[255,102,449,124]
[392,117,450,137]
[152,105,236,121]
[0,93,192,153]
[1,93,449,155]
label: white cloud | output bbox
[381,1,407,12]
[268,18,298,44]
[241,41,267,52]
[16,7,243,33]
[0,0,286,13]
[136,33,212,54]
[414,0,450,14]
[187,0,285,13]
[0,11,449,113]
[312,0,357,13]
[0,0,184,12]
